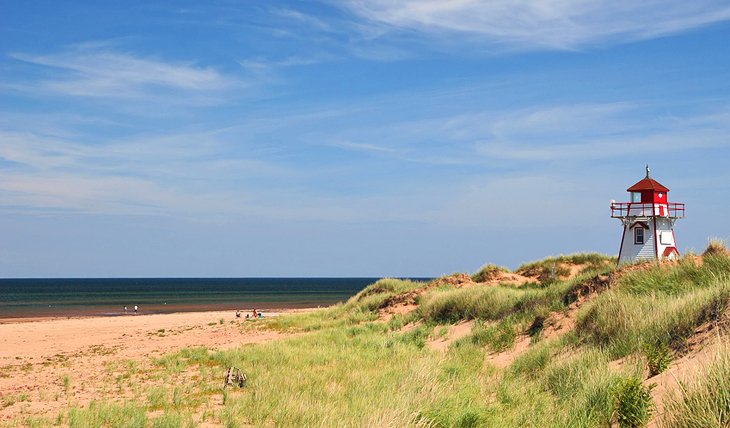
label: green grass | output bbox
[17,249,730,428]
[516,253,615,284]
[61,374,71,395]
[576,253,730,358]
[67,401,147,428]
[264,278,427,334]
[467,318,518,351]
[1,393,29,409]
[472,264,510,282]
[417,285,527,323]
[212,324,456,426]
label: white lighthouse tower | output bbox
[611,166,685,264]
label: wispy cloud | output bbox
[249,5,415,64]
[8,45,236,102]
[472,104,730,161]
[0,124,286,217]
[340,1,730,50]
[271,7,334,32]
[327,140,399,153]
[304,99,730,165]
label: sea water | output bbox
[0,277,403,319]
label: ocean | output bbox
[0,277,405,319]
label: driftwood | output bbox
[224,367,247,388]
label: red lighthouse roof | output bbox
[627,177,669,192]
[626,165,669,192]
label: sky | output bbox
[1,1,730,277]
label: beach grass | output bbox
[471,264,510,282]
[7,247,730,427]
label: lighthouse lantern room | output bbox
[611,166,685,264]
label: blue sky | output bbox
[1,1,730,277]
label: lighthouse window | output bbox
[634,228,645,245]
[631,192,642,203]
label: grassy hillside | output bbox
[17,248,730,427]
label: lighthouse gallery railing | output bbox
[610,202,685,218]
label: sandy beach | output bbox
[0,308,311,423]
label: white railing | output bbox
[610,202,685,218]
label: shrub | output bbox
[643,341,672,377]
[612,377,654,428]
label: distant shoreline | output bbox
[0,277,395,321]
[0,302,328,323]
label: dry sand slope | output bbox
[0,310,307,423]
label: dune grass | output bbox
[16,248,730,428]
[471,264,510,282]
[577,252,730,358]
[516,253,615,283]
[266,278,427,333]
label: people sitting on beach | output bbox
[258,312,264,318]
[245,314,250,319]
[235,310,241,318]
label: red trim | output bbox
[662,247,679,258]
[630,221,649,229]
[671,228,680,256]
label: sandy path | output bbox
[0,309,311,424]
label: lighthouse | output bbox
[611,166,685,264]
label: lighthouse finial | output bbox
[645,164,651,179]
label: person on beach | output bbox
[134,305,138,314]
[124,306,128,314]
[235,310,241,318]
[252,309,257,318]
